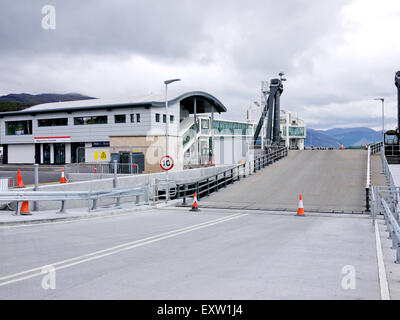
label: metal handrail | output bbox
[365,142,384,211]
[381,198,400,263]
[175,147,288,204]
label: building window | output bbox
[136,114,140,123]
[155,113,160,123]
[6,120,32,135]
[163,114,166,123]
[38,118,68,127]
[114,114,126,124]
[170,115,174,123]
[74,116,108,125]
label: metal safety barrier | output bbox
[172,147,288,205]
[0,185,149,215]
[366,142,384,212]
[380,198,400,264]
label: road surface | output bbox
[0,207,380,299]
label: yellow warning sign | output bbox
[100,151,107,160]
[94,152,99,160]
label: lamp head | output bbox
[164,79,181,85]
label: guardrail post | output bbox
[254,159,256,173]
[216,175,219,192]
[136,195,140,205]
[60,200,66,214]
[207,179,210,196]
[231,169,234,184]
[113,160,121,207]
[183,184,187,205]
[33,164,39,212]
[237,166,241,181]
[224,172,227,188]
[366,187,370,212]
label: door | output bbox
[35,144,41,164]
[43,144,51,164]
[54,143,65,165]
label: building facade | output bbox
[0,91,255,172]
[280,110,306,150]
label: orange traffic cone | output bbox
[94,165,97,174]
[60,168,67,183]
[191,192,200,212]
[17,170,24,188]
[20,201,31,215]
[341,144,344,151]
[297,195,305,216]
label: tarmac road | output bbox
[0,207,380,300]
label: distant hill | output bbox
[305,129,342,148]
[305,127,382,148]
[0,93,96,112]
[324,127,381,146]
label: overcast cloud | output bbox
[0,0,399,130]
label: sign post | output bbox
[160,156,174,202]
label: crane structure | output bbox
[253,73,286,151]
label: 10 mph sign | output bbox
[160,156,174,171]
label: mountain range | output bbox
[306,127,382,148]
[0,93,95,112]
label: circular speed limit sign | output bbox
[160,156,174,171]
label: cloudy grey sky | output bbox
[1,0,399,130]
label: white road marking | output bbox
[0,213,247,287]
[375,221,391,300]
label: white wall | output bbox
[8,144,35,164]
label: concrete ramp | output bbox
[201,150,368,213]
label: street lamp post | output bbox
[374,98,385,142]
[164,79,181,202]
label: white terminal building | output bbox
[0,91,306,171]
[280,110,306,150]
[0,91,255,173]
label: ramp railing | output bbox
[169,147,288,205]
[366,142,384,211]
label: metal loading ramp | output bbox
[200,150,368,213]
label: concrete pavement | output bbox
[201,150,367,213]
[0,207,383,300]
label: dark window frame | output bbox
[6,120,33,136]
[114,114,126,124]
[38,118,68,127]
[74,116,108,125]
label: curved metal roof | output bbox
[0,91,227,116]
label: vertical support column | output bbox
[193,98,198,166]
[33,164,39,212]
[113,160,120,207]
[211,106,214,165]
[273,90,281,144]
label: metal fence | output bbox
[153,147,288,204]
[66,162,140,175]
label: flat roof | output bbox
[0,91,227,116]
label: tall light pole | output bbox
[164,78,181,202]
[374,98,385,142]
